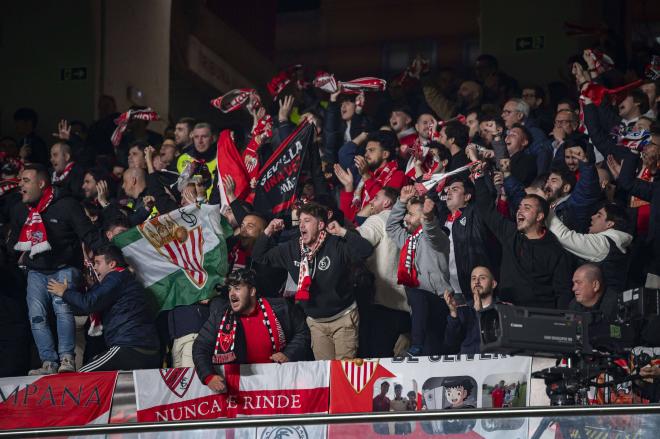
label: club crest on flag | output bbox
[159,367,196,398]
[341,359,379,394]
[138,214,208,289]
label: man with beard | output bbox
[193,269,310,392]
[49,142,84,200]
[443,266,499,354]
[439,121,470,172]
[474,167,573,308]
[543,154,602,233]
[253,202,373,360]
[403,113,439,178]
[174,117,195,150]
[176,123,217,201]
[387,186,452,356]
[9,164,105,374]
[336,130,408,223]
[227,211,288,298]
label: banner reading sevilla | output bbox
[253,121,314,214]
[133,362,329,422]
[0,371,118,429]
[329,355,532,438]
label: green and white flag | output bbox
[113,203,231,312]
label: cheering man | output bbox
[192,269,310,393]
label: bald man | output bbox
[443,266,498,354]
[568,264,617,322]
[100,168,152,227]
[50,142,85,199]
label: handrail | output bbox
[2,404,660,438]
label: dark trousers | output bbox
[406,288,448,355]
[361,304,411,358]
[79,346,160,372]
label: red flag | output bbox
[216,130,251,207]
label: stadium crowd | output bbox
[1,43,660,391]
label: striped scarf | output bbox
[397,225,422,287]
[213,297,283,365]
[0,178,19,197]
[296,230,327,301]
[14,186,54,258]
[52,161,75,184]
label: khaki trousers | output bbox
[172,333,198,367]
[306,307,359,360]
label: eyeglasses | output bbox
[554,120,573,126]
[501,110,514,115]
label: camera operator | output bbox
[568,264,617,322]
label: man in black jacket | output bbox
[47,244,160,371]
[49,142,85,200]
[192,269,310,393]
[9,164,105,374]
[252,202,373,360]
[474,169,573,308]
[436,176,492,297]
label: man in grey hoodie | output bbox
[386,185,453,356]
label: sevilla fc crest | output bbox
[138,214,208,289]
[341,359,379,393]
[219,332,233,352]
[160,367,195,398]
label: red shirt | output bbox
[240,307,274,364]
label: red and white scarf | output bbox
[213,297,283,364]
[352,160,399,209]
[229,242,250,272]
[0,178,19,197]
[313,71,387,94]
[15,186,55,257]
[397,226,422,288]
[52,162,75,184]
[111,108,160,147]
[296,230,327,302]
[211,88,261,113]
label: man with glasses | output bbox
[501,98,552,175]
[192,269,311,393]
[550,109,579,165]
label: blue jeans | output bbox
[27,267,79,363]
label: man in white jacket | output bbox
[548,203,633,292]
[357,187,411,357]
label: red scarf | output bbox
[0,178,19,197]
[15,186,55,257]
[397,226,422,287]
[111,108,160,147]
[52,162,75,184]
[352,160,399,209]
[213,297,283,364]
[296,230,327,301]
[229,242,250,271]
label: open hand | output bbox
[400,185,417,203]
[278,95,295,123]
[333,164,354,192]
[47,278,68,297]
[52,119,71,140]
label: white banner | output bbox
[133,362,329,422]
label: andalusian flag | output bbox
[113,203,231,312]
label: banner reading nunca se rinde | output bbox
[133,362,329,422]
[329,355,532,439]
[113,203,232,313]
[0,371,118,429]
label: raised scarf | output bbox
[296,230,327,301]
[397,225,422,287]
[352,160,399,209]
[14,186,54,258]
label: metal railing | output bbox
[2,404,660,438]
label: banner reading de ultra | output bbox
[329,355,533,439]
[133,362,330,422]
[0,371,118,429]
